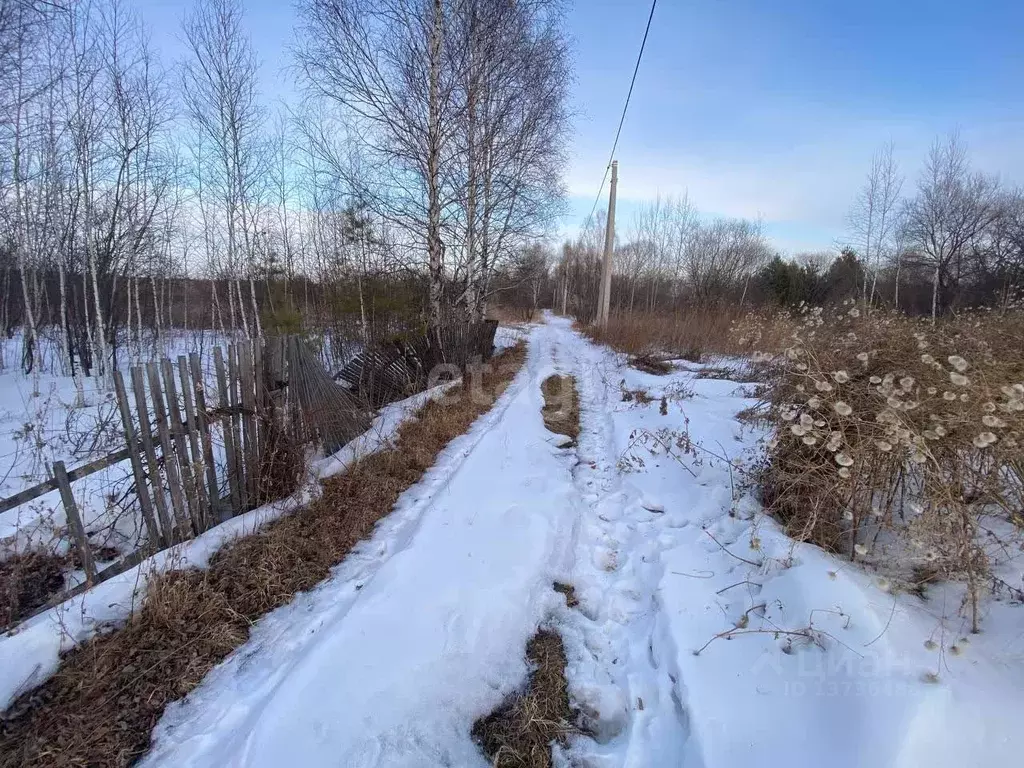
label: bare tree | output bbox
[901,133,1000,320]
[181,0,267,338]
[847,141,903,307]
[684,217,772,305]
[296,0,460,327]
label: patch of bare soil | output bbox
[629,354,676,375]
[540,375,579,444]
[472,629,576,768]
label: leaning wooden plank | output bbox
[214,346,242,517]
[186,354,222,527]
[162,358,206,534]
[113,370,164,549]
[253,342,266,480]
[146,362,192,539]
[227,344,249,510]
[52,460,96,582]
[238,341,259,505]
[131,366,175,542]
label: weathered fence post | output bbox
[238,341,259,505]
[214,346,242,517]
[113,370,165,549]
[181,355,219,529]
[161,358,205,533]
[227,344,249,510]
[53,460,96,582]
[189,353,222,523]
[130,366,175,542]
[146,362,192,539]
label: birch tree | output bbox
[296,0,457,327]
[847,142,903,307]
[181,0,267,338]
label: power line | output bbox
[581,0,658,234]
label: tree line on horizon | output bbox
[550,133,1024,321]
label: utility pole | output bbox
[598,160,618,327]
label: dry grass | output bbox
[540,375,579,444]
[628,354,675,375]
[488,305,540,325]
[583,308,795,360]
[0,551,66,630]
[472,629,576,768]
[0,343,528,768]
[552,582,578,608]
[620,386,653,405]
[758,304,1024,630]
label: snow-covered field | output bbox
[3,316,1021,766]
[127,315,1024,766]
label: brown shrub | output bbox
[488,305,539,325]
[0,343,528,768]
[759,304,1024,631]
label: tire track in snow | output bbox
[548,318,697,767]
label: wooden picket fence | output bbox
[0,338,342,593]
[110,341,273,554]
[0,323,499,621]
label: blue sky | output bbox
[138,0,1024,254]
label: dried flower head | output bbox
[833,370,850,384]
[947,355,969,372]
[835,452,854,467]
[833,401,853,416]
[972,432,997,448]
[949,372,970,387]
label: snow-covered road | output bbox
[142,315,1024,768]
